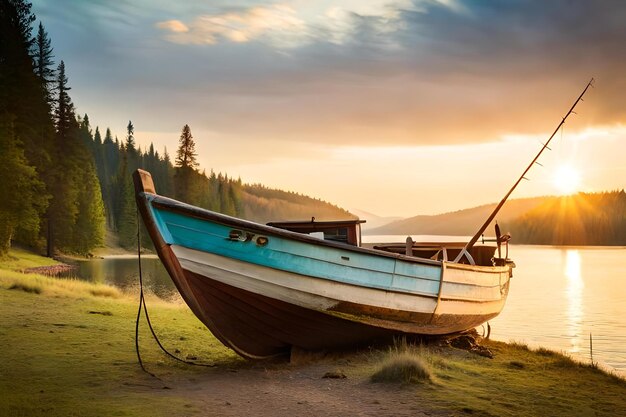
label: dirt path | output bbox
[147,358,445,417]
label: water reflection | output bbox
[565,249,583,353]
[64,256,176,299]
[469,244,625,376]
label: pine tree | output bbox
[94,126,102,145]
[144,142,156,174]
[72,161,105,254]
[46,60,104,254]
[1,0,53,251]
[0,114,47,256]
[0,0,35,58]
[125,120,139,171]
[53,60,74,135]
[0,1,53,165]
[101,127,118,226]
[92,126,104,177]
[78,114,94,151]
[111,143,126,230]
[45,60,79,255]
[110,121,140,248]
[114,146,136,248]
[32,21,55,105]
[174,124,199,203]
[207,170,220,211]
[125,120,135,151]
[175,124,198,169]
[159,147,173,196]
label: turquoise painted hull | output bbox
[134,170,512,359]
[149,195,443,298]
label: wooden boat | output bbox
[133,170,513,359]
[134,81,592,359]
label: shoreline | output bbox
[1,271,624,416]
[22,263,76,276]
[9,247,626,377]
[2,248,625,416]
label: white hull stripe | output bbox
[172,245,506,317]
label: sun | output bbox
[552,165,581,195]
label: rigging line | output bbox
[134,208,215,372]
[135,207,160,380]
[560,123,563,155]
[463,78,594,253]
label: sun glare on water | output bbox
[552,165,581,195]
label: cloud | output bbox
[155,4,309,46]
[156,20,189,33]
[34,0,626,151]
[154,1,419,48]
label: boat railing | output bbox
[371,240,502,266]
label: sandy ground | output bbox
[135,357,446,417]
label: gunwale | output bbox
[133,169,512,359]
[151,195,448,267]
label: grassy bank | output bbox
[1,249,625,416]
[0,249,241,417]
[364,340,625,416]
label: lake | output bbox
[65,240,626,375]
[488,245,626,376]
[65,255,175,300]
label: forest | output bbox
[0,0,352,257]
[507,191,626,245]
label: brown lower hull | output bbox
[183,268,402,358]
[145,223,499,360]
[178,266,497,359]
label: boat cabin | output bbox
[267,219,366,246]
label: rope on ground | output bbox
[134,208,215,380]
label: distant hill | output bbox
[241,184,356,223]
[508,191,626,245]
[366,191,626,246]
[350,209,404,231]
[366,196,555,237]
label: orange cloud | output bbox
[156,4,307,46]
[156,20,189,33]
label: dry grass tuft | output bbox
[508,360,526,369]
[9,282,42,294]
[88,286,120,298]
[371,352,431,384]
[0,270,122,299]
[508,341,530,351]
[535,347,557,357]
[371,339,432,384]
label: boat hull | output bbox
[133,170,512,359]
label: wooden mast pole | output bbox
[462,78,594,255]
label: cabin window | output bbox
[267,220,364,246]
[323,227,348,243]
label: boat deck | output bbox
[363,242,498,267]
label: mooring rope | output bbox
[134,208,215,378]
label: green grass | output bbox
[1,247,61,270]
[376,340,626,416]
[0,252,242,417]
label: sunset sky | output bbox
[31,0,626,217]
